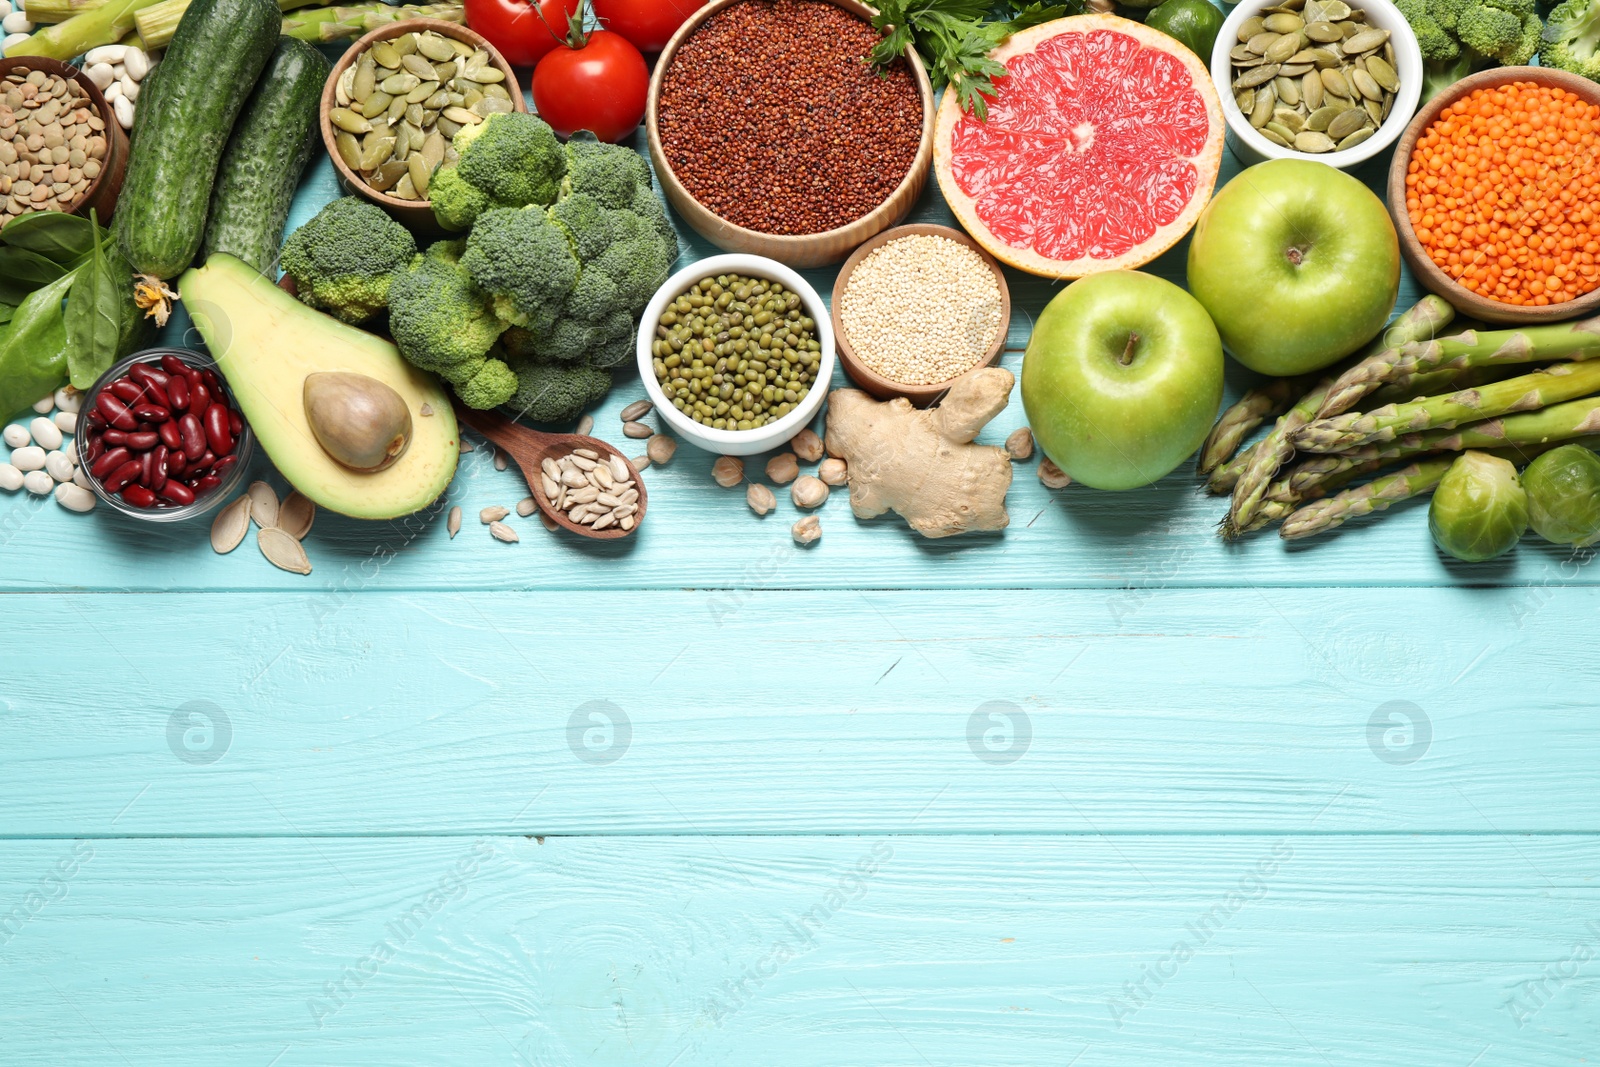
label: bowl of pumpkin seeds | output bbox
[1210,0,1421,169]
[319,18,526,231]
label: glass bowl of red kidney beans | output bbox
[78,349,252,520]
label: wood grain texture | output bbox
[3,588,1596,836]
[1,835,1596,1065]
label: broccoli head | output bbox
[387,240,515,410]
[505,361,613,424]
[562,139,653,209]
[1458,0,1542,61]
[279,197,416,324]
[430,113,567,231]
[1398,0,1544,96]
[461,206,579,331]
[1542,0,1600,77]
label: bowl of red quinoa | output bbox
[646,0,936,268]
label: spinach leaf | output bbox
[65,218,123,390]
[0,304,13,325]
[0,211,96,264]
[0,245,69,300]
[0,269,76,422]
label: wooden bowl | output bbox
[0,56,128,225]
[1387,66,1600,325]
[645,0,935,269]
[320,19,527,234]
[831,224,1010,407]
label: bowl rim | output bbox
[1209,0,1422,170]
[1386,65,1600,324]
[644,0,936,254]
[0,55,123,219]
[830,223,1011,407]
[78,348,254,522]
[319,18,526,214]
[634,253,837,451]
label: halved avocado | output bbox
[179,254,458,520]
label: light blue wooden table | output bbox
[3,58,1598,1066]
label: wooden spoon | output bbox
[451,399,647,540]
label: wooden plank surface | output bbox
[2,834,1596,1066]
[4,588,1595,836]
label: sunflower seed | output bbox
[259,527,312,575]
[210,496,251,554]
[448,506,462,538]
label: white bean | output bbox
[53,411,76,435]
[52,386,81,413]
[54,482,95,512]
[22,470,51,495]
[2,424,29,448]
[12,0,21,12]
[122,47,147,80]
[30,395,52,414]
[2,11,34,33]
[28,416,61,450]
[0,464,21,491]
[72,466,90,491]
[85,62,115,90]
[84,44,126,64]
[119,75,138,102]
[104,81,122,102]
[0,2,13,19]
[9,445,45,471]
[113,95,134,130]
[1,32,28,55]
[44,450,73,483]
[62,439,76,465]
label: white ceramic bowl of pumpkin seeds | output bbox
[1211,0,1421,170]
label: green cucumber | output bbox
[202,38,330,273]
[113,0,281,279]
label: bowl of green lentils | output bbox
[637,254,836,457]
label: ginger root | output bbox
[824,368,1015,538]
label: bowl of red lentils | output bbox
[1389,66,1600,324]
[646,0,936,269]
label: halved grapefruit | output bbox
[933,15,1225,279]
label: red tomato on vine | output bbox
[591,0,698,52]
[532,3,648,143]
[462,0,577,68]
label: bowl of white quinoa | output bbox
[831,224,1010,407]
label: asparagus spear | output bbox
[133,0,322,48]
[1309,295,1457,418]
[1227,456,1390,535]
[1221,298,1453,538]
[1206,441,1259,495]
[3,0,154,59]
[1197,377,1308,475]
[23,0,108,25]
[1317,315,1600,418]
[1294,360,1600,453]
[280,1,464,43]
[1365,360,1524,407]
[1279,457,1454,540]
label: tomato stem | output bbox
[533,0,589,49]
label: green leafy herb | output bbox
[65,213,126,391]
[0,245,70,304]
[868,0,1080,120]
[0,268,77,422]
[0,211,97,265]
[0,304,14,326]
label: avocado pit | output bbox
[303,371,413,473]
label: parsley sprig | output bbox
[867,1,1082,120]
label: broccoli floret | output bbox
[387,240,514,410]
[505,361,612,424]
[278,197,415,324]
[430,112,568,231]
[584,329,636,371]
[1397,0,1464,57]
[1541,0,1600,76]
[1458,0,1542,61]
[562,139,653,209]
[1397,0,1544,97]
[462,206,579,330]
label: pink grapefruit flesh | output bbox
[934,15,1225,279]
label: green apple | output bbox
[1186,158,1400,376]
[1022,270,1224,491]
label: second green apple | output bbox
[1186,159,1400,376]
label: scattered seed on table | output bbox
[480,505,509,523]
[632,454,651,471]
[818,457,847,486]
[516,497,536,517]
[622,421,652,439]
[1006,427,1034,460]
[576,414,594,436]
[790,428,824,462]
[620,399,653,423]
[712,456,743,487]
[766,453,798,484]
[646,434,676,465]
[447,505,462,538]
[247,481,278,529]
[489,520,519,543]
[791,475,828,509]
[22,469,51,495]
[792,515,821,543]
[747,482,776,515]
[1039,458,1072,489]
[540,510,559,531]
[259,527,312,574]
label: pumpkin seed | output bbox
[1305,105,1339,131]
[483,83,512,101]
[401,53,436,79]
[409,154,433,196]
[278,492,315,540]
[1238,15,1266,40]
[1311,46,1341,67]
[259,526,312,574]
[330,107,371,134]
[1236,63,1282,89]
[418,33,456,61]
[405,103,425,127]
[1365,55,1399,91]
[1351,67,1383,100]
[1305,20,1344,41]
[421,130,445,168]
[1279,62,1314,76]
[1320,67,1350,97]
[436,116,461,139]
[1263,12,1305,32]
[394,32,418,55]
[1265,31,1305,62]
[380,72,419,95]
[1266,121,1296,142]
[1364,95,1384,122]
[1321,0,1350,17]
[1237,87,1257,113]
[1275,75,1300,106]
[210,496,250,554]
[370,41,403,68]
[359,133,395,171]
[359,90,392,119]
[463,66,504,83]
[337,65,355,107]
[1261,126,1292,147]
[1273,108,1306,132]
[1343,27,1388,52]
[1302,70,1324,109]
[1294,130,1336,153]
[442,106,482,126]
[1248,30,1280,53]
[1337,126,1374,150]
[247,481,278,529]
[1232,43,1258,61]
[353,53,376,101]
[386,95,408,123]
[335,130,361,170]
[406,80,439,104]
[1326,107,1368,140]
[394,173,417,200]
[1251,86,1275,126]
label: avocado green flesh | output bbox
[178,254,458,520]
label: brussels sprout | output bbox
[1523,444,1600,547]
[1428,451,1528,562]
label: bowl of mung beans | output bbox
[646,0,936,268]
[320,18,527,232]
[637,253,836,456]
[832,224,1010,407]
[0,57,128,229]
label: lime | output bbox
[1144,0,1225,60]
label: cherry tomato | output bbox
[532,28,648,143]
[590,0,698,53]
[463,0,577,68]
